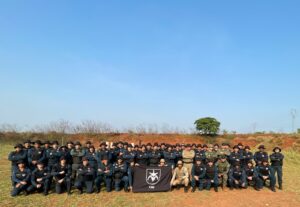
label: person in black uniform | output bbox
[191,158,206,192]
[148,144,161,167]
[8,144,27,186]
[11,160,31,197]
[70,141,85,180]
[95,156,113,193]
[254,145,268,166]
[135,145,149,166]
[163,145,176,169]
[228,162,246,190]
[256,158,276,192]
[28,140,45,170]
[204,159,219,192]
[113,156,129,192]
[27,161,51,196]
[51,156,72,194]
[244,161,258,189]
[242,146,253,168]
[270,147,284,190]
[229,145,242,167]
[74,157,95,194]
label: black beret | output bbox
[23,140,32,144]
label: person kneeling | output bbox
[27,161,51,196]
[11,160,31,197]
[51,156,72,194]
[74,157,95,194]
[171,160,189,193]
[203,159,219,192]
[228,162,246,190]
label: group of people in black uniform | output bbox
[8,139,284,196]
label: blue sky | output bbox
[0,0,299,133]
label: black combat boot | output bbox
[271,187,276,192]
[176,185,180,190]
[184,186,188,193]
[191,187,196,192]
[279,184,283,190]
[214,187,218,192]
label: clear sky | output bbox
[0,0,299,133]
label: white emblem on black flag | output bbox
[146,169,161,185]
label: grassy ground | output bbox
[1,144,300,207]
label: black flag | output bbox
[132,166,172,192]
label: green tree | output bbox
[194,117,220,135]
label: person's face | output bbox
[118,159,122,164]
[101,145,106,150]
[67,144,73,149]
[186,147,191,151]
[128,147,132,152]
[259,148,264,152]
[245,148,249,152]
[234,148,239,152]
[168,147,172,152]
[214,146,219,150]
[24,143,30,148]
[160,160,165,165]
[208,147,213,152]
[53,144,58,149]
[275,149,280,153]
[60,159,66,165]
[45,144,49,148]
[102,160,108,165]
[208,162,213,166]
[35,143,40,148]
[16,147,21,152]
[37,164,44,170]
[141,147,146,152]
[263,162,268,166]
[177,163,183,168]
[75,145,80,150]
[153,146,158,151]
[196,161,201,165]
[247,163,252,168]
[83,160,88,166]
[89,148,95,153]
[221,158,226,162]
[18,163,25,169]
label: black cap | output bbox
[34,140,42,145]
[17,160,25,165]
[258,145,265,149]
[37,161,44,165]
[185,144,191,147]
[23,140,31,144]
[233,145,239,149]
[195,157,202,162]
[60,156,66,161]
[262,158,268,163]
[52,141,59,145]
[82,157,88,161]
[74,141,81,146]
[273,147,281,152]
[44,140,51,145]
[14,143,23,149]
[203,144,208,148]
[100,142,107,147]
[66,141,73,145]
[86,141,92,144]
[245,146,251,150]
